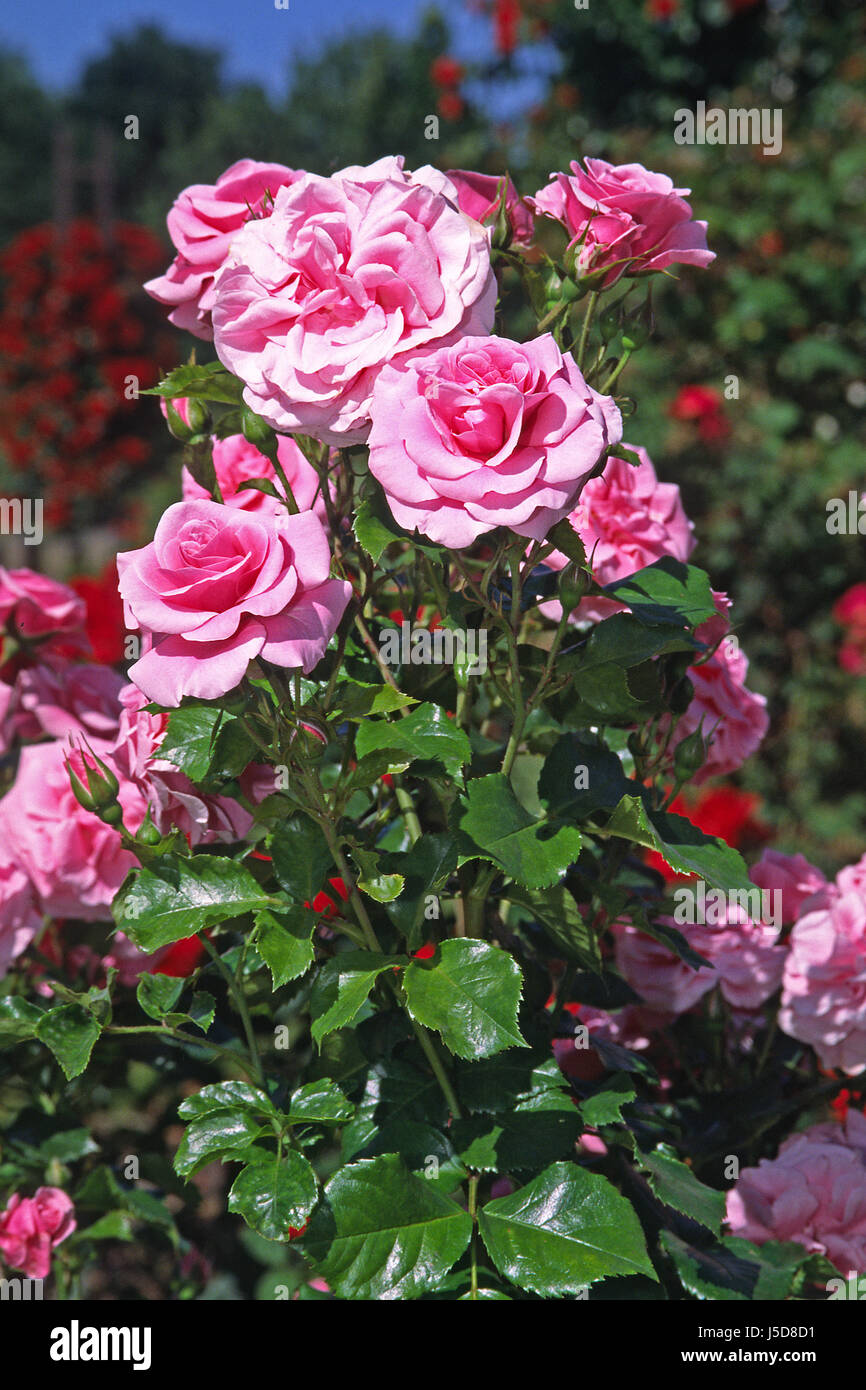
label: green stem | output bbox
[201,935,265,1086]
[576,289,600,371]
[468,1173,480,1300]
[600,347,633,395]
[107,1025,258,1081]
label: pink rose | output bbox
[0,1187,76,1281]
[446,169,535,246]
[779,886,866,1074]
[726,1115,866,1273]
[0,848,41,978]
[181,432,327,522]
[541,445,695,623]
[144,159,301,338]
[367,333,622,547]
[530,158,714,287]
[614,907,786,1014]
[118,501,351,706]
[109,683,253,845]
[212,159,496,444]
[0,739,137,921]
[750,849,828,926]
[0,662,124,754]
[666,593,769,783]
[0,567,89,674]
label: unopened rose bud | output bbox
[673,724,707,780]
[242,405,278,460]
[185,398,212,435]
[558,561,591,614]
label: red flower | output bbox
[306,878,351,919]
[430,56,464,88]
[70,563,126,665]
[646,785,770,882]
[493,0,521,55]
[668,384,730,442]
[153,936,207,978]
[437,92,465,122]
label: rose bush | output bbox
[0,148,859,1304]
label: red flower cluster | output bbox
[667,384,731,442]
[0,221,174,526]
[70,562,127,665]
[833,583,866,675]
[430,56,465,122]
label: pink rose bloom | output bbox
[541,445,695,623]
[0,662,124,754]
[367,333,622,547]
[750,849,828,926]
[109,683,252,845]
[212,159,496,444]
[181,432,327,522]
[0,847,41,978]
[0,568,89,671]
[726,1114,866,1273]
[0,739,137,921]
[835,852,866,901]
[144,159,301,338]
[0,1187,76,1281]
[614,907,786,1014]
[446,169,535,246]
[666,593,769,784]
[530,158,714,288]
[780,886,866,1074]
[118,501,351,706]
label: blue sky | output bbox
[0,0,494,96]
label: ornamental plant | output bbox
[0,154,860,1301]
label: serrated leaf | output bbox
[158,706,234,781]
[302,1154,472,1300]
[603,559,717,629]
[309,952,406,1047]
[508,882,600,971]
[0,996,44,1042]
[174,1110,264,1178]
[453,1110,582,1172]
[660,1230,752,1300]
[289,1080,355,1125]
[355,703,471,779]
[382,833,458,950]
[454,773,581,890]
[114,855,272,951]
[334,680,416,721]
[538,732,633,819]
[455,1053,571,1114]
[35,1005,101,1079]
[178,1081,279,1121]
[403,938,526,1060]
[267,814,334,904]
[143,361,244,406]
[640,1147,725,1237]
[228,1150,318,1240]
[342,1059,447,1161]
[353,494,404,562]
[605,796,753,893]
[478,1161,656,1295]
[579,1074,636,1128]
[136,973,184,1021]
[255,904,316,987]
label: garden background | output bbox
[0,0,863,1298]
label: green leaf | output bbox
[349,846,405,902]
[355,703,472,779]
[334,680,416,721]
[267,814,334,904]
[0,996,44,1043]
[454,773,581,890]
[342,1059,447,1161]
[228,1151,319,1240]
[605,796,753,894]
[38,1128,99,1162]
[76,1211,136,1243]
[143,361,244,406]
[508,883,600,971]
[159,706,234,781]
[603,559,717,629]
[35,1005,101,1079]
[404,938,526,1060]
[478,1161,657,1295]
[302,1153,472,1300]
[453,1110,583,1173]
[660,1230,753,1301]
[579,1074,637,1128]
[136,973,184,1021]
[178,1081,279,1122]
[115,855,272,951]
[309,952,406,1047]
[353,494,404,562]
[538,732,633,819]
[288,1080,355,1125]
[382,833,458,950]
[174,1110,265,1178]
[547,519,587,565]
[254,904,316,988]
[455,1053,572,1114]
[640,1147,725,1237]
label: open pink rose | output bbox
[0,1187,76,1281]
[726,1114,866,1273]
[750,849,828,926]
[0,662,124,754]
[367,333,622,547]
[541,445,695,623]
[530,158,714,287]
[0,567,89,674]
[118,501,351,706]
[780,885,866,1074]
[144,159,301,338]
[613,908,786,1015]
[446,169,535,246]
[0,739,136,921]
[182,432,327,521]
[0,848,41,978]
[212,159,495,444]
[666,593,768,783]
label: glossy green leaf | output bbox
[403,938,526,1059]
[309,952,406,1047]
[288,1079,355,1125]
[114,855,272,951]
[605,795,754,893]
[603,559,717,629]
[35,1005,101,1080]
[228,1150,318,1240]
[267,814,334,904]
[640,1147,725,1237]
[255,904,316,987]
[174,1110,264,1178]
[454,773,581,890]
[355,702,471,779]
